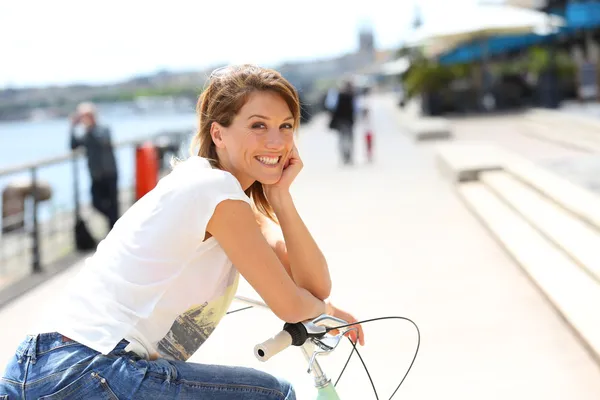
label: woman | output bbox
[0,65,364,399]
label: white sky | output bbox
[0,0,483,87]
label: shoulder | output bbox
[91,125,111,137]
[170,157,249,203]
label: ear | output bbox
[210,122,226,149]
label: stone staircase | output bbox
[437,142,600,364]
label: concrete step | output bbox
[481,171,600,282]
[519,120,600,153]
[435,142,600,231]
[407,118,453,141]
[458,181,600,364]
[527,108,600,135]
[523,109,600,151]
[506,157,600,230]
[435,142,506,182]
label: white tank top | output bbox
[47,156,250,360]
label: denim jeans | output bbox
[337,122,354,165]
[0,333,295,399]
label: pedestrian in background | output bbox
[70,102,119,231]
[363,107,374,163]
[327,80,358,165]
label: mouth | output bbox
[255,155,282,168]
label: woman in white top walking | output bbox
[0,64,364,399]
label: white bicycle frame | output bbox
[234,295,351,400]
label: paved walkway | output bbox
[446,112,600,195]
[444,113,586,161]
[1,94,600,399]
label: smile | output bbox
[255,155,281,167]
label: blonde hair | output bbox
[191,64,301,223]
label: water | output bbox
[0,110,198,226]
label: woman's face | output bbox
[213,91,295,188]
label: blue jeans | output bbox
[337,122,354,165]
[0,333,295,399]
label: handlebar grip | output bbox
[254,330,293,362]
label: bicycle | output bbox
[233,295,421,400]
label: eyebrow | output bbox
[248,114,294,121]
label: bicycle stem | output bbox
[301,341,330,388]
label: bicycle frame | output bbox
[234,295,343,399]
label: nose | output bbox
[264,128,285,150]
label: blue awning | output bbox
[436,2,600,65]
[437,2,599,65]
[566,1,600,29]
[439,33,552,65]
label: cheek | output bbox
[228,134,260,162]
[224,131,249,151]
[243,133,264,153]
[284,135,295,150]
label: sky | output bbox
[0,0,485,88]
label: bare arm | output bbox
[257,212,292,276]
[207,199,327,323]
[269,191,332,300]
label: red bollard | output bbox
[135,142,159,201]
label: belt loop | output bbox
[15,336,32,364]
[25,334,39,364]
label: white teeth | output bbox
[256,156,280,165]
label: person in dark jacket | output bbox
[70,102,119,230]
[328,80,358,165]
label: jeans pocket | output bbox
[39,371,119,400]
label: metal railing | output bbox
[0,128,192,285]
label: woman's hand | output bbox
[264,145,302,201]
[326,302,365,346]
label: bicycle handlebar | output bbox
[254,330,293,362]
[254,314,349,363]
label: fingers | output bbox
[348,325,365,346]
[290,145,302,162]
[345,330,358,344]
[325,304,365,346]
[330,325,365,346]
[358,325,365,346]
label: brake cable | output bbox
[226,308,421,400]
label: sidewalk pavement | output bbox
[1,94,599,399]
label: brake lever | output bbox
[300,320,327,338]
[311,314,349,329]
[305,327,357,374]
[298,314,348,343]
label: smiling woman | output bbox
[193,64,302,222]
[209,91,296,190]
[0,64,364,400]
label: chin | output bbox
[253,171,282,186]
[256,176,280,185]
